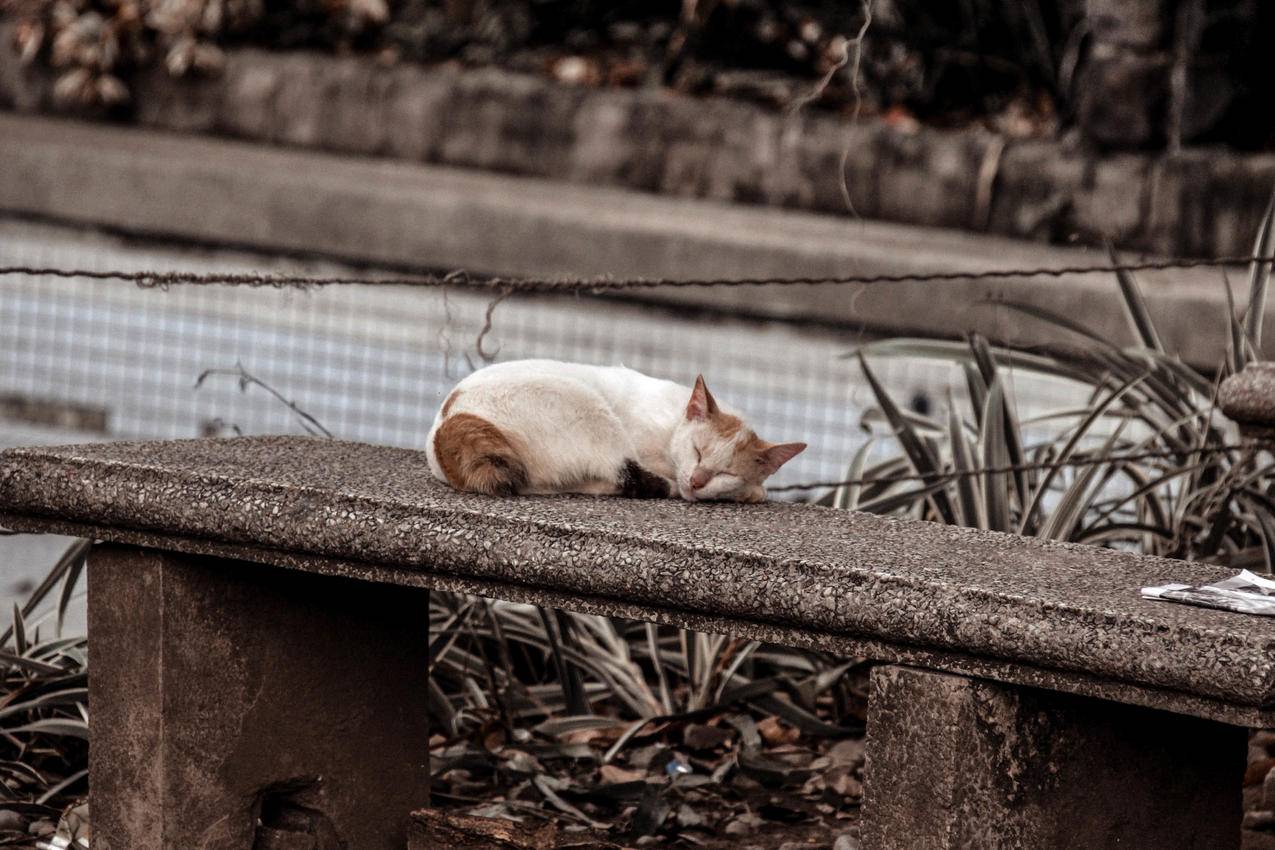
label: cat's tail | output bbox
[432,413,529,496]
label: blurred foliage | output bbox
[835,193,1275,568]
[425,596,867,839]
[3,0,1080,130]
[0,0,387,106]
[0,537,88,846]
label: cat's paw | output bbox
[736,486,767,504]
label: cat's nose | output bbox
[690,469,712,490]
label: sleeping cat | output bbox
[426,360,805,502]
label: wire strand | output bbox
[769,441,1264,492]
[2,252,1274,293]
[9,259,1272,495]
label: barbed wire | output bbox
[769,441,1266,492]
[2,251,1274,293]
[9,258,1273,496]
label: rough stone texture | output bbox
[861,665,1244,849]
[1078,0,1258,149]
[1076,46,1171,150]
[7,437,1275,721]
[0,40,54,114]
[1087,0,1172,48]
[1144,148,1275,259]
[1221,363,1275,435]
[0,112,1262,371]
[89,544,431,850]
[991,142,1154,244]
[3,29,1275,259]
[1078,0,1175,150]
[13,508,1275,730]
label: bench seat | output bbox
[2,435,1272,725]
[0,435,1255,850]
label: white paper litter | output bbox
[1142,570,1275,616]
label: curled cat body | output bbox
[426,359,805,503]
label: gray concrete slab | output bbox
[0,113,1251,370]
[4,436,1275,724]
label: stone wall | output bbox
[2,35,1274,259]
[1079,0,1264,150]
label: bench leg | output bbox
[88,545,432,850]
[861,665,1244,850]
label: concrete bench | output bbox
[0,436,1268,849]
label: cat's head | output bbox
[669,375,806,502]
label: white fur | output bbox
[426,360,763,501]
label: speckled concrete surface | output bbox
[3,436,1275,716]
[1222,363,1275,434]
[89,545,431,850]
[5,511,1271,726]
[862,666,1243,849]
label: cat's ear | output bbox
[757,441,806,475]
[686,375,720,421]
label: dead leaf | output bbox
[723,812,763,835]
[563,729,606,745]
[759,800,810,823]
[626,745,664,770]
[824,738,864,769]
[757,716,800,747]
[483,727,507,752]
[683,724,733,751]
[500,749,544,776]
[825,767,862,800]
[674,804,706,829]
[599,764,646,785]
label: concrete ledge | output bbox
[1221,363,1275,433]
[5,436,1275,724]
[4,39,1273,259]
[863,665,1243,849]
[0,112,1258,368]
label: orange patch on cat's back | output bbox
[433,412,528,495]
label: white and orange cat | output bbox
[426,360,805,502]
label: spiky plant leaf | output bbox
[1017,371,1146,535]
[1224,272,1247,374]
[969,334,1029,505]
[1243,495,1275,575]
[832,439,876,510]
[979,377,1013,533]
[947,395,986,529]
[1109,244,1165,353]
[848,338,1094,384]
[963,362,988,428]
[857,352,957,524]
[1038,424,1127,542]
[1245,186,1275,351]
